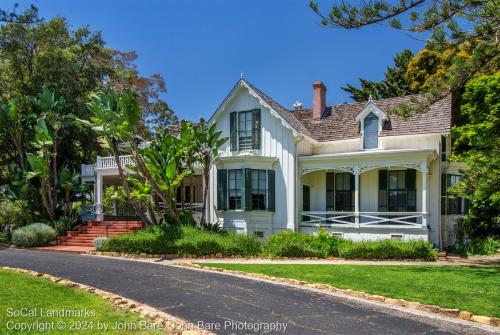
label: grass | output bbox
[202,263,500,318]
[0,269,161,334]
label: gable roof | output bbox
[293,94,452,142]
[210,79,452,143]
[209,79,312,138]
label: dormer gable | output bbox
[355,97,389,134]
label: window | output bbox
[176,186,195,204]
[326,172,353,211]
[302,185,311,211]
[441,174,467,215]
[254,231,264,238]
[230,110,261,151]
[391,234,403,241]
[251,169,267,210]
[217,168,275,212]
[363,112,379,149]
[379,169,416,212]
[228,169,242,210]
[335,173,354,211]
[441,136,447,161]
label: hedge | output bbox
[102,227,437,260]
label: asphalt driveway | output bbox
[0,248,493,335]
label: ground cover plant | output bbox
[11,223,56,247]
[0,269,161,334]
[201,263,500,318]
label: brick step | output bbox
[63,243,94,247]
[82,228,131,233]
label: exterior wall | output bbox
[209,87,297,236]
[313,133,442,155]
[299,226,428,242]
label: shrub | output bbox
[460,237,500,256]
[264,231,327,258]
[93,237,108,252]
[101,225,262,257]
[0,200,31,230]
[12,223,57,247]
[0,232,11,244]
[338,239,437,260]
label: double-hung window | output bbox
[230,109,261,151]
[217,168,275,211]
[326,172,354,211]
[441,174,467,215]
[363,112,379,149]
[251,169,267,210]
[228,169,242,210]
[379,169,416,212]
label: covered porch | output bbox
[297,149,437,240]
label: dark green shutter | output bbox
[252,109,261,149]
[244,168,252,211]
[350,173,355,212]
[267,169,275,211]
[406,169,417,212]
[217,169,227,211]
[230,112,237,151]
[378,170,388,211]
[326,172,334,211]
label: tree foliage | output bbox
[342,49,417,101]
[311,0,500,112]
[452,74,499,238]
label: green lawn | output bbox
[202,263,500,318]
[0,269,161,334]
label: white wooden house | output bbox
[81,79,466,248]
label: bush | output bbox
[101,225,262,257]
[264,231,329,258]
[93,237,109,252]
[338,239,437,260]
[0,232,11,244]
[0,200,31,230]
[460,237,500,256]
[12,223,57,247]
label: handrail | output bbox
[96,155,135,169]
[300,211,424,228]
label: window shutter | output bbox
[230,112,237,151]
[326,172,334,211]
[217,169,227,211]
[267,169,275,211]
[243,168,252,211]
[350,173,355,211]
[378,170,388,211]
[406,169,417,212]
[252,109,261,149]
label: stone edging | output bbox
[177,262,500,329]
[1,266,213,335]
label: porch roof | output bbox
[298,148,437,175]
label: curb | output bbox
[177,262,500,329]
[1,266,214,335]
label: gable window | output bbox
[217,168,275,211]
[228,169,242,210]
[230,109,261,151]
[363,112,379,149]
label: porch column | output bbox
[354,166,360,227]
[96,174,104,221]
[421,168,428,229]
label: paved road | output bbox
[0,248,492,335]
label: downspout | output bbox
[294,135,305,232]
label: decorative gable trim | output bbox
[355,99,389,134]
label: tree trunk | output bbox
[111,138,149,224]
[200,158,210,226]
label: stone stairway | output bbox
[57,220,144,248]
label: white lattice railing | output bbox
[300,211,425,229]
[81,164,95,176]
[96,155,135,169]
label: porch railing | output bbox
[96,155,135,169]
[81,164,96,177]
[300,211,425,229]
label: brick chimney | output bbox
[312,80,326,120]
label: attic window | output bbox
[363,112,379,149]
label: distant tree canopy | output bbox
[342,49,417,102]
[312,0,499,113]
[0,6,177,184]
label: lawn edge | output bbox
[0,266,214,335]
[177,262,500,329]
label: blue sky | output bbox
[13,0,425,121]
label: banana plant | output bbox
[193,118,228,225]
[0,100,32,170]
[58,167,88,217]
